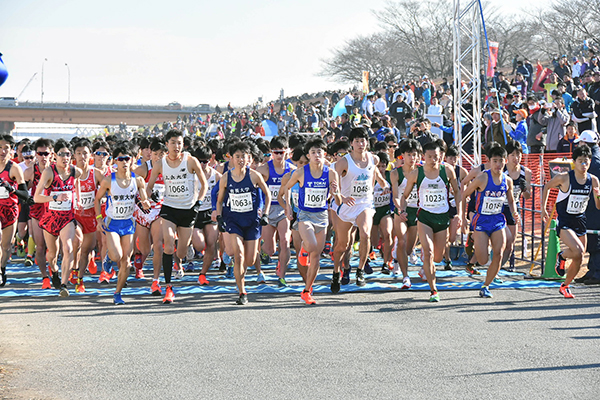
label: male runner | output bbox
[542,144,600,298]
[146,129,208,304]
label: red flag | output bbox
[487,41,499,77]
[533,68,553,92]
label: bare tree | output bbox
[319,32,409,85]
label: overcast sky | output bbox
[0,0,543,108]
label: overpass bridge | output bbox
[0,102,213,133]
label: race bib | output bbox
[80,191,95,210]
[567,194,589,214]
[304,187,327,208]
[269,184,280,202]
[112,200,135,219]
[48,191,73,211]
[407,187,419,208]
[165,180,190,199]
[229,191,252,213]
[422,188,446,209]
[351,178,370,199]
[374,189,390,208]
[0,186,9,200]
[396,107,403,113]
[481,196,505,215]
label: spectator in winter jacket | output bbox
[525,96,548,153]
[556,121,578,154]
[571,87,596,132]
[511,109,529,154]
[538,97,570,152]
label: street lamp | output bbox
[65,63,70,104]
[41,58,47,106]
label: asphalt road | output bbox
[1,284,599,400]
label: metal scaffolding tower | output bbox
[453,0,483,167]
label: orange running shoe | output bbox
[198,274,209,286]
[75,279,86,293]
[88,257,97,275]
[41,277,51,290]
[300,290,316,305]
[298,247,309,267]
[98,270,109,284]
[135,267,145,279]
[69,269,78,285]
[151,280,163,296]
[107,270,115,281]
[369,251,376,260]
[559,284,574,298]
[163,286,175,304]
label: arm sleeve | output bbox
[14,183,31,202]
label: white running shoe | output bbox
[401,276,412,290]
[418,268,426,280]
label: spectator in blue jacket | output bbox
[511,109,529,154]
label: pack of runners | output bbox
[0,129,595,304]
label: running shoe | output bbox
[418,268,426,280]
[222,252,232,266]
[364,259,373,274]
[25,255,34,267]
[444,259,453,271]
[331,272,341,294]
[401,276,412,290]
[186,245,195,261]
[559,284,574,298]
[59,285,70,297]
[429,291,440,302]
[0,273,5,287]
[369,251,376,260]
[298,247,309,267]
[16,241,26,258]
[276,261,281,275]
[555,251,566,277]
[479,286,493,298]
[113,292,125,305]
[391,261,401,277]
[278,277,287,287]
[185,262,194,272]
[135,267,145,279]
[107,270,116,281]
[409,251,420,265]
[211,257,221,270]
[134,253,143,270]
[257,272,266,284]
[163,286,175,304]
[102,255,114,274]
[260,250,271,265]
[98,270,109,285]
[198,274,209,286]
[356,268,366,286]
[151,280,163,296]
[493,277,503,284]
[236,293,248,305]
[69,269,78,285]
[75,279,86,293]
[300,290,316,305]
[323,242,332,255]
[88,257,98,275]
[219,260,227,273]
[225,266,234,279]
[380,264,391,275]
[466,263,481,275]
[51,271,61,289]
[175,264,185,279]
[41,276,52,290]
[341,268,351,285]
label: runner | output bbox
[332,127,390,292]
[502,140,532,270]
[400,140,461,302]
[23,138,53,288]
[0,135,31,286]
[146,129,208,304]
[279,138,341,304]
[256,136,294,286]
[132,138,166,294]
[72,139,98,293]
[214,141,271,305]
[372,151,394,273]
[95,144,151,304]
[461,145,519,298]
[192,144,222,285]
[390,138,422,289]
[15,144,35,261]
[443,145,468,270]
[542,144,600,298]
[33,139,82,297]
[92,140,113,284]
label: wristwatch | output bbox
[52,194,58,201]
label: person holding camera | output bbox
[539,97,570,152]
[525,96,548,154]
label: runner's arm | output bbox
[190,156,208,201]
[506,176,519,223]
[592,175,600,210]
[33,168,55,204]
[146,160,162,196]
[330,169,342,206]
[252,170,271,216]
[541,173,567,221]
[94,176,110,219]
[215,173,227,219]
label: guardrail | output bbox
[0,102,213,113]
